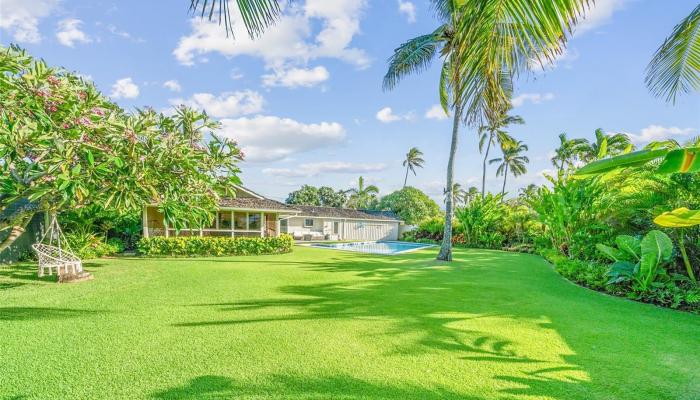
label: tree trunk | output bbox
[403,166,409,188]
[481,132,493,199]
[437,103,462,262]
[501,164,508,198]
[0,212,34,253]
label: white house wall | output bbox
[286,217,399,241]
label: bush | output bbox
[137,235,294,257]
[65,229,121,259]
[106,237,126,254]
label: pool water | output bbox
[308,241,435,255]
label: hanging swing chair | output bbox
[32,214,83,278]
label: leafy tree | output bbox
[490,141,529,197]
[0,46,242,252]
[478,109,523,197]
[578,129,633,162]
[384,0,587,261]
[285,185,320,206]
[402,147,425,187]
[317,186,347,208]
[377,187,440,225]
[345,176,379,210]
[646,4,700,103]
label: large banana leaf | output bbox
[575,147,700,175]
[639,230,673,288]
[657,147,700,173]
[654,207,700,228]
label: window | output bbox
[218,212,232,229]
[280,219,288,233]
[234,212,247,230]
[303,218,314,228]
[333,221,340,234]
[248,213,261,230]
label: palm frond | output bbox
[645,4,700,103]
[383,27,445,91]
[189,0,282,39]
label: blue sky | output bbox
[1,0,698,202]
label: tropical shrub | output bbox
[597,230,674,291]
[455,194,507,248]
[137,235,294,257]
[65,228,121,259]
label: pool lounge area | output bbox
[307,241,435,255]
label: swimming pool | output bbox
[308,241,435,255]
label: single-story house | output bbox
[142,186,402,241]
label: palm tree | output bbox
[447,183,467,206]
[345,176,379,210]
[464,186,480,205]
[490,141,529,197]
[402,147,425,187]
[551,132,588,172]
[384,0,587,261]
[579,128,633,162]
[646,4,700,103]
[478,109,523,197]
[189,0,282,38]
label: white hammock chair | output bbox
[32,215,83,277]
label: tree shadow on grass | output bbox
[174,248,700,399]
[151,374,474,400]
[0,306,97,321]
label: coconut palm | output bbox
[383,0,587,261]
[646,4,700,103]
[578,129,633,162]
[345,176,379,210]
[464,186,480,205]
[551,132,588,172]
[402,147,425,187]
[447,182,467,205]
[478,109,523,197]
[189,0,282,38]
[490,141,529,197]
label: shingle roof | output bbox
[292,205,401,221]
[218,197,299,212]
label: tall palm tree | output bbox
[189,0,282,38]
[646,4,700,103]
[478,109,523,197]
[402,147,425,187]
[384,0,587,261]
[490,141,529,197]
[447,183,467,206]
[579,128,633,162]
[345,176,379,210]
[465,186,480,205]
[551,132,588,172]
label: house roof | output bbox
[217,197,300,213]
[291,205,401,222]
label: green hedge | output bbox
[137,235,294,257]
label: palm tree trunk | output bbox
[501,165,508,198]
[481,132,493,199]
[437,103,462,262]
[403,166,409,188]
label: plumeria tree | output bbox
[0,46,243,252]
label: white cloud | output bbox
[262,65,329,88]
[263,161,386,177]
[230,68,244,80]
[163,80,182,92]
[169,91,263,118]
[576,0,626,35]
[56,19,92,47]
[512,92,555,107]
[219,116,345,162]
[109,78,140,99]
[173,0,369,83]
[398,1,416,23]
[625,125,695,145]
[376,107,413,123]
[425,104,448,120]
[0,0,57,43]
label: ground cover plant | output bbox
[1,247,698,399]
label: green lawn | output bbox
[0,247,698,399]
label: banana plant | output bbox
[654,207,700,283]
[576,146,700,176]
[597,230,674,291]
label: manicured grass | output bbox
[1,247,698,399]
